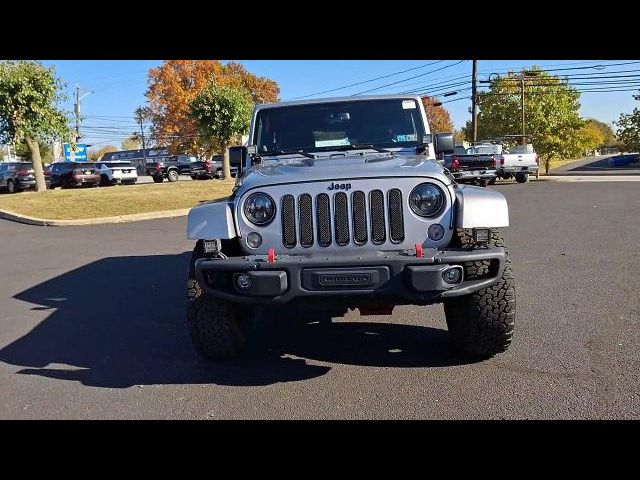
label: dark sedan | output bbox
[48,162,100,189]
[0,162,52,193]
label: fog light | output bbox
[236,274,252,290]
[442,266,463,284]
[473,228,489,243]
[203,239,220,253]
[427,224,445,241]
[246,232,263,249]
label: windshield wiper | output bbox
[326,144,392,154]
[262,149,316,159]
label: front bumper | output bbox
[195,247,506,305]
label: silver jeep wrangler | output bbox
[186,95,515,359]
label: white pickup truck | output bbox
[495,144,538,183]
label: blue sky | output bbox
[41,60,640,148]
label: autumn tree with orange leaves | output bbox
[144,60,279,157]
[420,96,454,133]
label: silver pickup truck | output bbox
[185,95,516,360]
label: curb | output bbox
[0,208,190,226]
[547,171,640,176]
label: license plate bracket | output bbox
[302,267,390,291]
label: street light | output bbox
[74,84,94,141]
[431,91,458,106]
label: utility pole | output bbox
[75,84,80,141]
[520,76,526,146]
[135,107,147,175]
[518,70,540,178]
[471,60,478,143]
[138,117,147,175]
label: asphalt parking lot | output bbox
[0,179,638,419]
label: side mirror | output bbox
[434,133,454,155]
[228,145,246,174]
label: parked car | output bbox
[94,160,138,186]
[0,162,51,193]
[208,155,239,179]
[443,144,498,186]
[48,162,101,188]
[185,94,514,360]
[444,143,539,185]
[146,155,210,183]
[495,144,538,183]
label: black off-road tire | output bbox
[478,179,490,187]
[7,180,16,194]
[186,241,246,359]
[515,172,529,183]
[100,175,112,186]
[443,228,516,358]
[167,169,179,182]
[215,169,224,180]
[152,176,164,183]
[488,177,497,185]
[190,175,199,180]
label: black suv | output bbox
[0,162,50,193]
[48,162,101,188]
[146,155,212,183]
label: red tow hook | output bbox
[415,243,424,258]
[267,248,276,264]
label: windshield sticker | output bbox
[395,134,417,142]
[315,138,351,147]
[402,100,417,109]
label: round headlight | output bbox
[243,192,276,226]
[409,183,445,218]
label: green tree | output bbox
[0,61,69,191]
[615,92,640,152]
[566,122,605,157]
[463,67,583,173]
[122,136,141,151]
[189,84,253,179]
[15,140,53,163]
[585,118,617,147]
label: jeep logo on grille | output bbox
[328,182,351,191]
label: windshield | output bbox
[254,99,426,154]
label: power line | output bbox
[352,61,467,95]
[287,60,446,100]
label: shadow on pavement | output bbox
[0,253,470,388]
[567,157,640,172]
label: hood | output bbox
[234,151,451,193]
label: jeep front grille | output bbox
[281,189,404,248]
[298,194,314,247]
[281,195,297,248]
[316,193,332,247]
[388,189,405,243]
